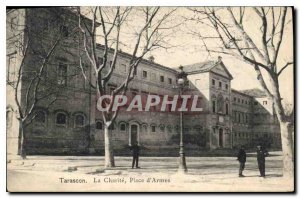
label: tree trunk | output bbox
[104,125,115,167]
[279,121,294,178]
[19,120,27,159]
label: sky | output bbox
[84,7,294,105]
[139,7,294,105]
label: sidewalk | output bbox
[7,151,294,192]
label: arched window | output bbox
[141,123,148,132]
[212,100,216,113]
[167,125,172,133]
[159,124,165,132]
[108,123,116,130]
[193,125,202,133]
[96,120,103,130]
[225,103,229,115]
[217,93,224,113]
[35,111,46,123]
[75,114,85,127]
[184,126,190,133]
[225,98,229,115]
[175,125,180,133]
[211,94,217,113]
[150,124,157,132]
[120,123,126,131]
[56,112,67,125]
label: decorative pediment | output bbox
[211,62,233,80]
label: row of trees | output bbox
[7,7,293,177]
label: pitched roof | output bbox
[181,58,233,79]
[238,88,267,98]
[181,61,217,73]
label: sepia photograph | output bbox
[6,5,294,192]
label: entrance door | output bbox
[219,128,223,148]
[130,125,138,145]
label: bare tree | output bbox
[6,8,73,159]
[78,6,176,167]
[188,7,294,178]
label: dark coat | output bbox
[130,144,140,156]
[237,148,246,163]
[257,148,269,162]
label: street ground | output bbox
[7,151,294,192]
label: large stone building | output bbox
[6,8,281,156]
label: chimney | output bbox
[148,55,155,62]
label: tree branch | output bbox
[277,62,293,76]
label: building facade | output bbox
[6,8,281,156]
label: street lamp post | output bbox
[177,65,188,173]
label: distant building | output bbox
[6,8,281,156]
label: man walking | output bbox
[237,145,246,177]
[257,145,269,177]
[130,142,140,169]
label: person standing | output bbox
[257,145,269,177]
[237,145,246,177]
[130,142,140,169]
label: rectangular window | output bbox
[254,101,258,105]
[263,101,267,105]
[234,97,236,102]
[225,103,229,115]
[7,53,16,82]
[212,79,215,86]
[168,78,172,85]
[219,81,222,88]
[57,63,67,86]
[151,126,156,132]
[120,64,126,73]
[234,111,237,122]
[160,76,164,83]
[142,70,148,78]
[225,84,228,90]
[60,25,69,37]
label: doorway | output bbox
[129,124,139,145]
[219,128,223,148]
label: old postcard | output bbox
[6,6,294,192]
